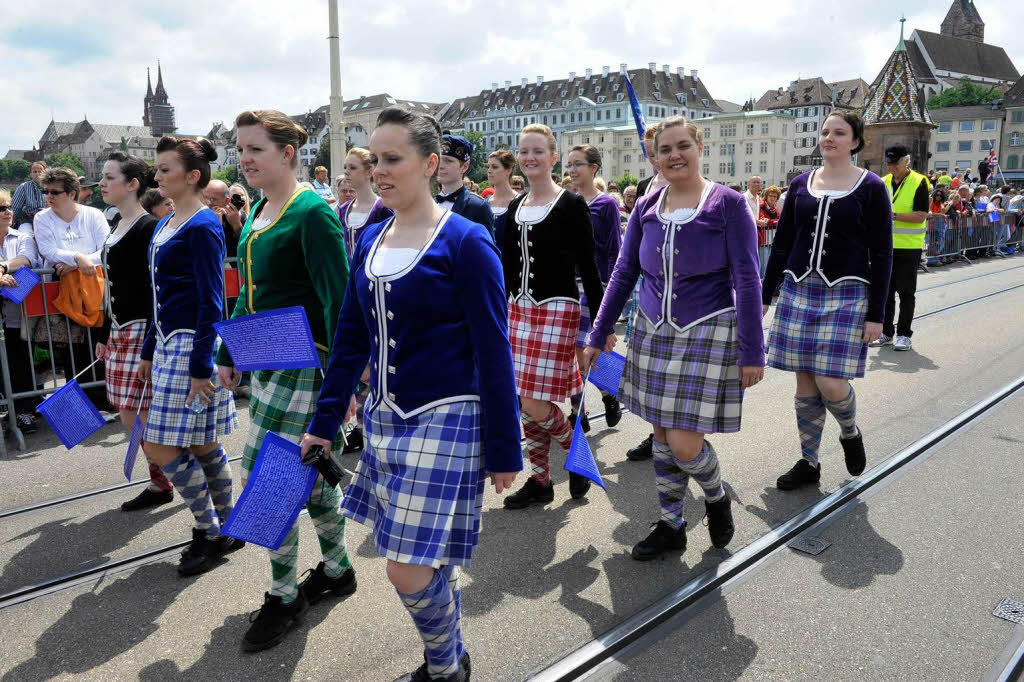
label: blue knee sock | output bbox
[677,440,725,502]
[194,446,233,525]
[824,386,859,439]
[795,394,826,467]
[161,452,219,537]
[441,565,465,663]
[397,568,462,678]
[652,439,689,530]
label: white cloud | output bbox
[1,0,1021,154]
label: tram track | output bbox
[528,373,1024,681]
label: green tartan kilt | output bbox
[242,356,345,476]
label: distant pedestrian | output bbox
[11,161,46,228]
[311,165,336,204]
[486,149,517,250]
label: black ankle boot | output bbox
[299,562,357,604]
[704,496,734,548]
[626,434,654,461]
[569,411,591,434]
[840,429,866,475]
[631,520,687,561]
[776,459,821,491]
[568,472,591,500]
[178,528,220,576]
[503,477,554,509]
[243,591,309,652]
[602,394,622,427]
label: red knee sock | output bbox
[522,413,551,484]
[539,404,573,452]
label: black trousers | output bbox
[883,248,921,338]
[3,328,37,412]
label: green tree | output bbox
[465,130,489,183]
[0,159,31,182]
[926,76,1001,109]
[310,138,330,181]
[212,165,257,200]
[615,171,640,191]
[44,152,85,176]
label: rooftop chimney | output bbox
[677,66,685,78]
[690,69,698,79]
[537,75,543,85]
[504,80,511,88]
[491,82,498,90]
[602,65,610,77]
[649,62,657,73]
[521,77,528,87]
[619,63,628,75]
[569,71,576,80]
[585,68,593,78]
[662,64,670,74]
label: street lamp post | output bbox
[328,0,346,181]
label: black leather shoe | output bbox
[178,528,220,576]
[776,459,821,491]
[343,426,364,454]
[299,562,357,604]
[243,591,309,652]
[121,488,174,512]
[569,411,591,434]
[840,430,866,476]
[631,520,687,561]
[395,652,471,681]
[704,496,735,548]
[568,472,591,500]
[602,394,622,428]
[503,477,554,509]
[16,414,38,434]
[626,434,654,461]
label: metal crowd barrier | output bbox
[0,259,243,455]
[924,209,1022,265]
[758,227,777,279]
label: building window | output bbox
[934,161,949,171]
[719,144,727,156]
[570,113,575,123]
[761,123,769,135]
[542,115,547,125]
[599,135,605,143]
[782,142,786,153]
[702,164,710,175]
[561,114,566,123]
[782,124,788,135]
[935,141,950,152]
[616,107,622,118]
[703,147,710,157]
[624,139,631,147]
[980,139,994,151]
[959,120,975,133]
[719,162,728,174]
[703,127,711,139]
[956,159,972,170]
[760,141,768,154]
[624,154,631,163]
[745,143,753,154]
[605,110,611,120]
[1006,155,1019,170]
[981,119,997,132]
[639,167,646,178]
[938,122,952,133]
[744,161,752,173]
[780,161,786,173]
[1011,132,1021,147]
[1012,111,1024,123]
[759,160,767,172]
[745,124,754,135]
[585,112,591,121]
[957,140,973,152]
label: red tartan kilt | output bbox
[104,321,152,411]
[509,297,583,402]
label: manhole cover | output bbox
[789,536,831,556]
[993,599,1024,624]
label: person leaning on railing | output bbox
[0,189,41,434]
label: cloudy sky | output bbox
[3,0,1021,154]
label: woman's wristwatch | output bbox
[0,262,8,275]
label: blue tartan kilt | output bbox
[144,333,237,447]
[341,399,485,568]
[767,273,868,379]
[577,278,591,347]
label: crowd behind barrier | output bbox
[0,258,243,455]
[0,213,1021,456]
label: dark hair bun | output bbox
[197,137,218,163]
[143,165,159,189]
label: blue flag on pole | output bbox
[37,380,106,449]
[214,306,320,372]
[564,382,606,490]
[622,71,648,157]
[587,351,626,397]
[123,415,144,480]
[0,267,41,305]
[222,432,319,550]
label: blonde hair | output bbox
[0,189,11,204]
[654,115,704,148]
[762,185,781,200]
[643,123,662,142]
[228,183,251,213]
[347,147,373,170]
[595,177,607,192]
[519,123,556,154]
[314,165,328,174]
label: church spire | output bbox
[897,14,906,51]
[146,67,153,98]
[155,60,168,99]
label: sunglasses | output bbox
[43,189,67,196]
[0,205,11,213]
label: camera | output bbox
[230,194,245,210]
[302,444,345,488]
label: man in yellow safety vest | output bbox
[872,145,931,351]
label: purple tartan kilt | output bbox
[341,399,484,568]
[577,279,591,347]
[767,273,868,379]
[620,310,742,433]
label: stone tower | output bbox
[940,0,984,43]
[861,18,935,173]
[143,61,177,136]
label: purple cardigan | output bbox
[587,183,765,367]
[337,197,392,258]
[587,193,623,282]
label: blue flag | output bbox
[587,350,626,397]
[222,432,319,550]
[564,383,606,490]
[123,415,144,480]
[37,380,106,449]
[622,72,648,157]
[0,267,41,305]
[214,306,320,372]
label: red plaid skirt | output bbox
[104,321,152,411]
[509,297,583,402]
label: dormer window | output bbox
[702,98,709,106]
[545,102,552,109]
[616,93,624,101]
[653,92,661,100]
[531,103,538,110]
[653,82,660,90]
[691,87,697,95]
[676,93,685,103]
[598,96,606,103]
[561,89,567,96]
[530,94,536,101]
[613,83,620,91]
[562,99,569,106]
[515,96,520,103]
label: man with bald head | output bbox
[204,179,242,257]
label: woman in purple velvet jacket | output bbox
[583,116,764,562]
